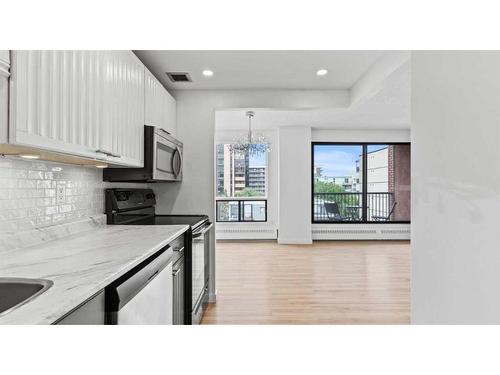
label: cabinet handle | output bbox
[172,269,181,277]
[95,149,121,158]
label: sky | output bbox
[314,145,362,176]
[249,151,267,167]
[314,145,388,177]
[236,144,388,173]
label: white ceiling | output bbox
[134,50,385,90]
[216,59,411,131]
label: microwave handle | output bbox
[176,146,183,177]
[172,146,182,178]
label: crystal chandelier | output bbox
[228,111,271,156]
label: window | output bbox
[215,144,268,222]
[216,200,267,222]
[312,143,410,223]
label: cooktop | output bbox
[130,215,208,229]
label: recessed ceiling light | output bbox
[202,70,214,77]
[19,154,40,159]
[95,164,108,169]
[316,69,328,76]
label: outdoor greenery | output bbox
[314,180,345,194]
[314,180,360,219]
[235,188,263,197]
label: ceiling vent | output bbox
[166,72,192,83]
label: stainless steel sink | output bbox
[0,278,53,316]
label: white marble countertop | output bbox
[0,224,189,324]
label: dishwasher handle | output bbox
[107,246,173,311]
[192,223,213,238]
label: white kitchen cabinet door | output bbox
[8,50,144,167]
[162,89,177,137]
[145,69,176,136]
[101,51,145,167]
[145,69,162,128]
[9,51,108,160]
[0,51,9,144]
[0,50,9,66]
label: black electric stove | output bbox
[105,188,212,325]
[105,188,208,229]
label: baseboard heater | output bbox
[216,228,278,240]
[312,225,410,240]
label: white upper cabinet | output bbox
[145,69,176,136]
[0,51,9,144]
[101,51,145,167]
[0,50,9,67]
[8,50,145,167]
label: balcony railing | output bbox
[313,192,394,222]
[216,198,267,222]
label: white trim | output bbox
[0,61,9,77]
[312,129,410,142]
[312,223,410,240]
[208,291,217,303]
[216,223,277,240]
[277,237,313,244]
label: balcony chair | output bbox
[324,202,344,221]
[372,201,397,221]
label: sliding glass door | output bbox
[312,143,410,223]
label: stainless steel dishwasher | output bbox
[106,247,173,325]
[172,256,184,325]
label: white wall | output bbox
[312,129,410,142]
[153,89,347,300]
[278,126,312,244]
[412,51,500,324]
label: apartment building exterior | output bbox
[216,144,266,197]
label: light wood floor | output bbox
[202,240,410,324]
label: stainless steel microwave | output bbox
[103,126,183,182]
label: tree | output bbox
[235,188,263,197]
[314,180,345,194]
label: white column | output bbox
[278,126,312,244]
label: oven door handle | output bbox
[192,223,213,238]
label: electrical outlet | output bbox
[56,184,65,203]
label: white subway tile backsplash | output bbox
[0,156,149,235]
[18,198,37,209]
[0,157,106,233]
[17,180,36,188]
[45,206,58,215]
[28,170,44,179]
[12,169,28,179]
[0,190,10,199]
[0,159,12,168]
[36,180,52,189]
[0,200,18,210]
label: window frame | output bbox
[311,142,411,224]
[215,198,268,223]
